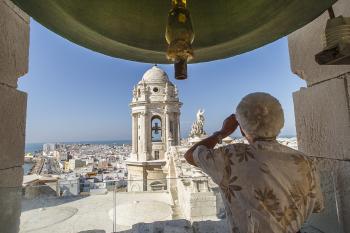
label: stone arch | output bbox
[130,183,141,192]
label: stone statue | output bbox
[132,86,137,98]
[174,85,178,98]
[189,109,206,138]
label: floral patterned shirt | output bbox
[193,140,324,233]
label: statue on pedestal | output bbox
[174,85,179,98]
[189,109,206,138]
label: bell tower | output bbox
[127,65,182,192]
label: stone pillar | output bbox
[143,166,147,191]
[134,113,138,154]
[0,1,29,232]
[137,114,142,159]
[142,111,149,160]
[165,108,171,150]
[131,113,138,159]
[140,112,145,159]
[176,112,181,145]
[288,0,350,232]
[131,113,135,153]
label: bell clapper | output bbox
[165,0,195,80]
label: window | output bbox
[153,87,159,93]
[154,151,159,160]
[151,116,162,142]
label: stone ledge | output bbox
[121,219,230,233]
[190,201,216,208]
[308,72,350,88]
[293,77,350,160]
[190,206,217,217]
[0,85,27,169]
[0,0,29,87]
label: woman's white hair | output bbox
[236,92,284,139]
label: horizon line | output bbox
[25,135,297,144]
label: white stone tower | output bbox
[126,65,182,192]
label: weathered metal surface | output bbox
[12,0,336,63]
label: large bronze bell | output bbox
[11,0,337,79]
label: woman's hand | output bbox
[185,114,238,167]
[219,114,238,138]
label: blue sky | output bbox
[19,20,305,143]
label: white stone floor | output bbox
[20,192,173,233]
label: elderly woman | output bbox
[184,92,324,233]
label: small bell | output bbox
[315,7,350,65]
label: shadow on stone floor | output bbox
[21,195,88,212]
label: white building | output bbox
[57,176,80,196]
[42,143,59,156]
[126,65,182,192]
[68,159,86,170]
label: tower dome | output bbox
[133,66,179,103]
[141,65,169,84]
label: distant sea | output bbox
[25,140,131,153]
[23,163,33,175]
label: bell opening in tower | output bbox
[151,116,162,142]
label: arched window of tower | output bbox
[151,116,162,142]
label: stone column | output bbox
[131,113,135,153]
[137,114,142,159]
[143,166,148,191]
[131,113,138,159]
[164,107,171,150]
[176,112,181,145]
[0,1,29,232]
[288,0,350,232]
[142,111,149,160]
